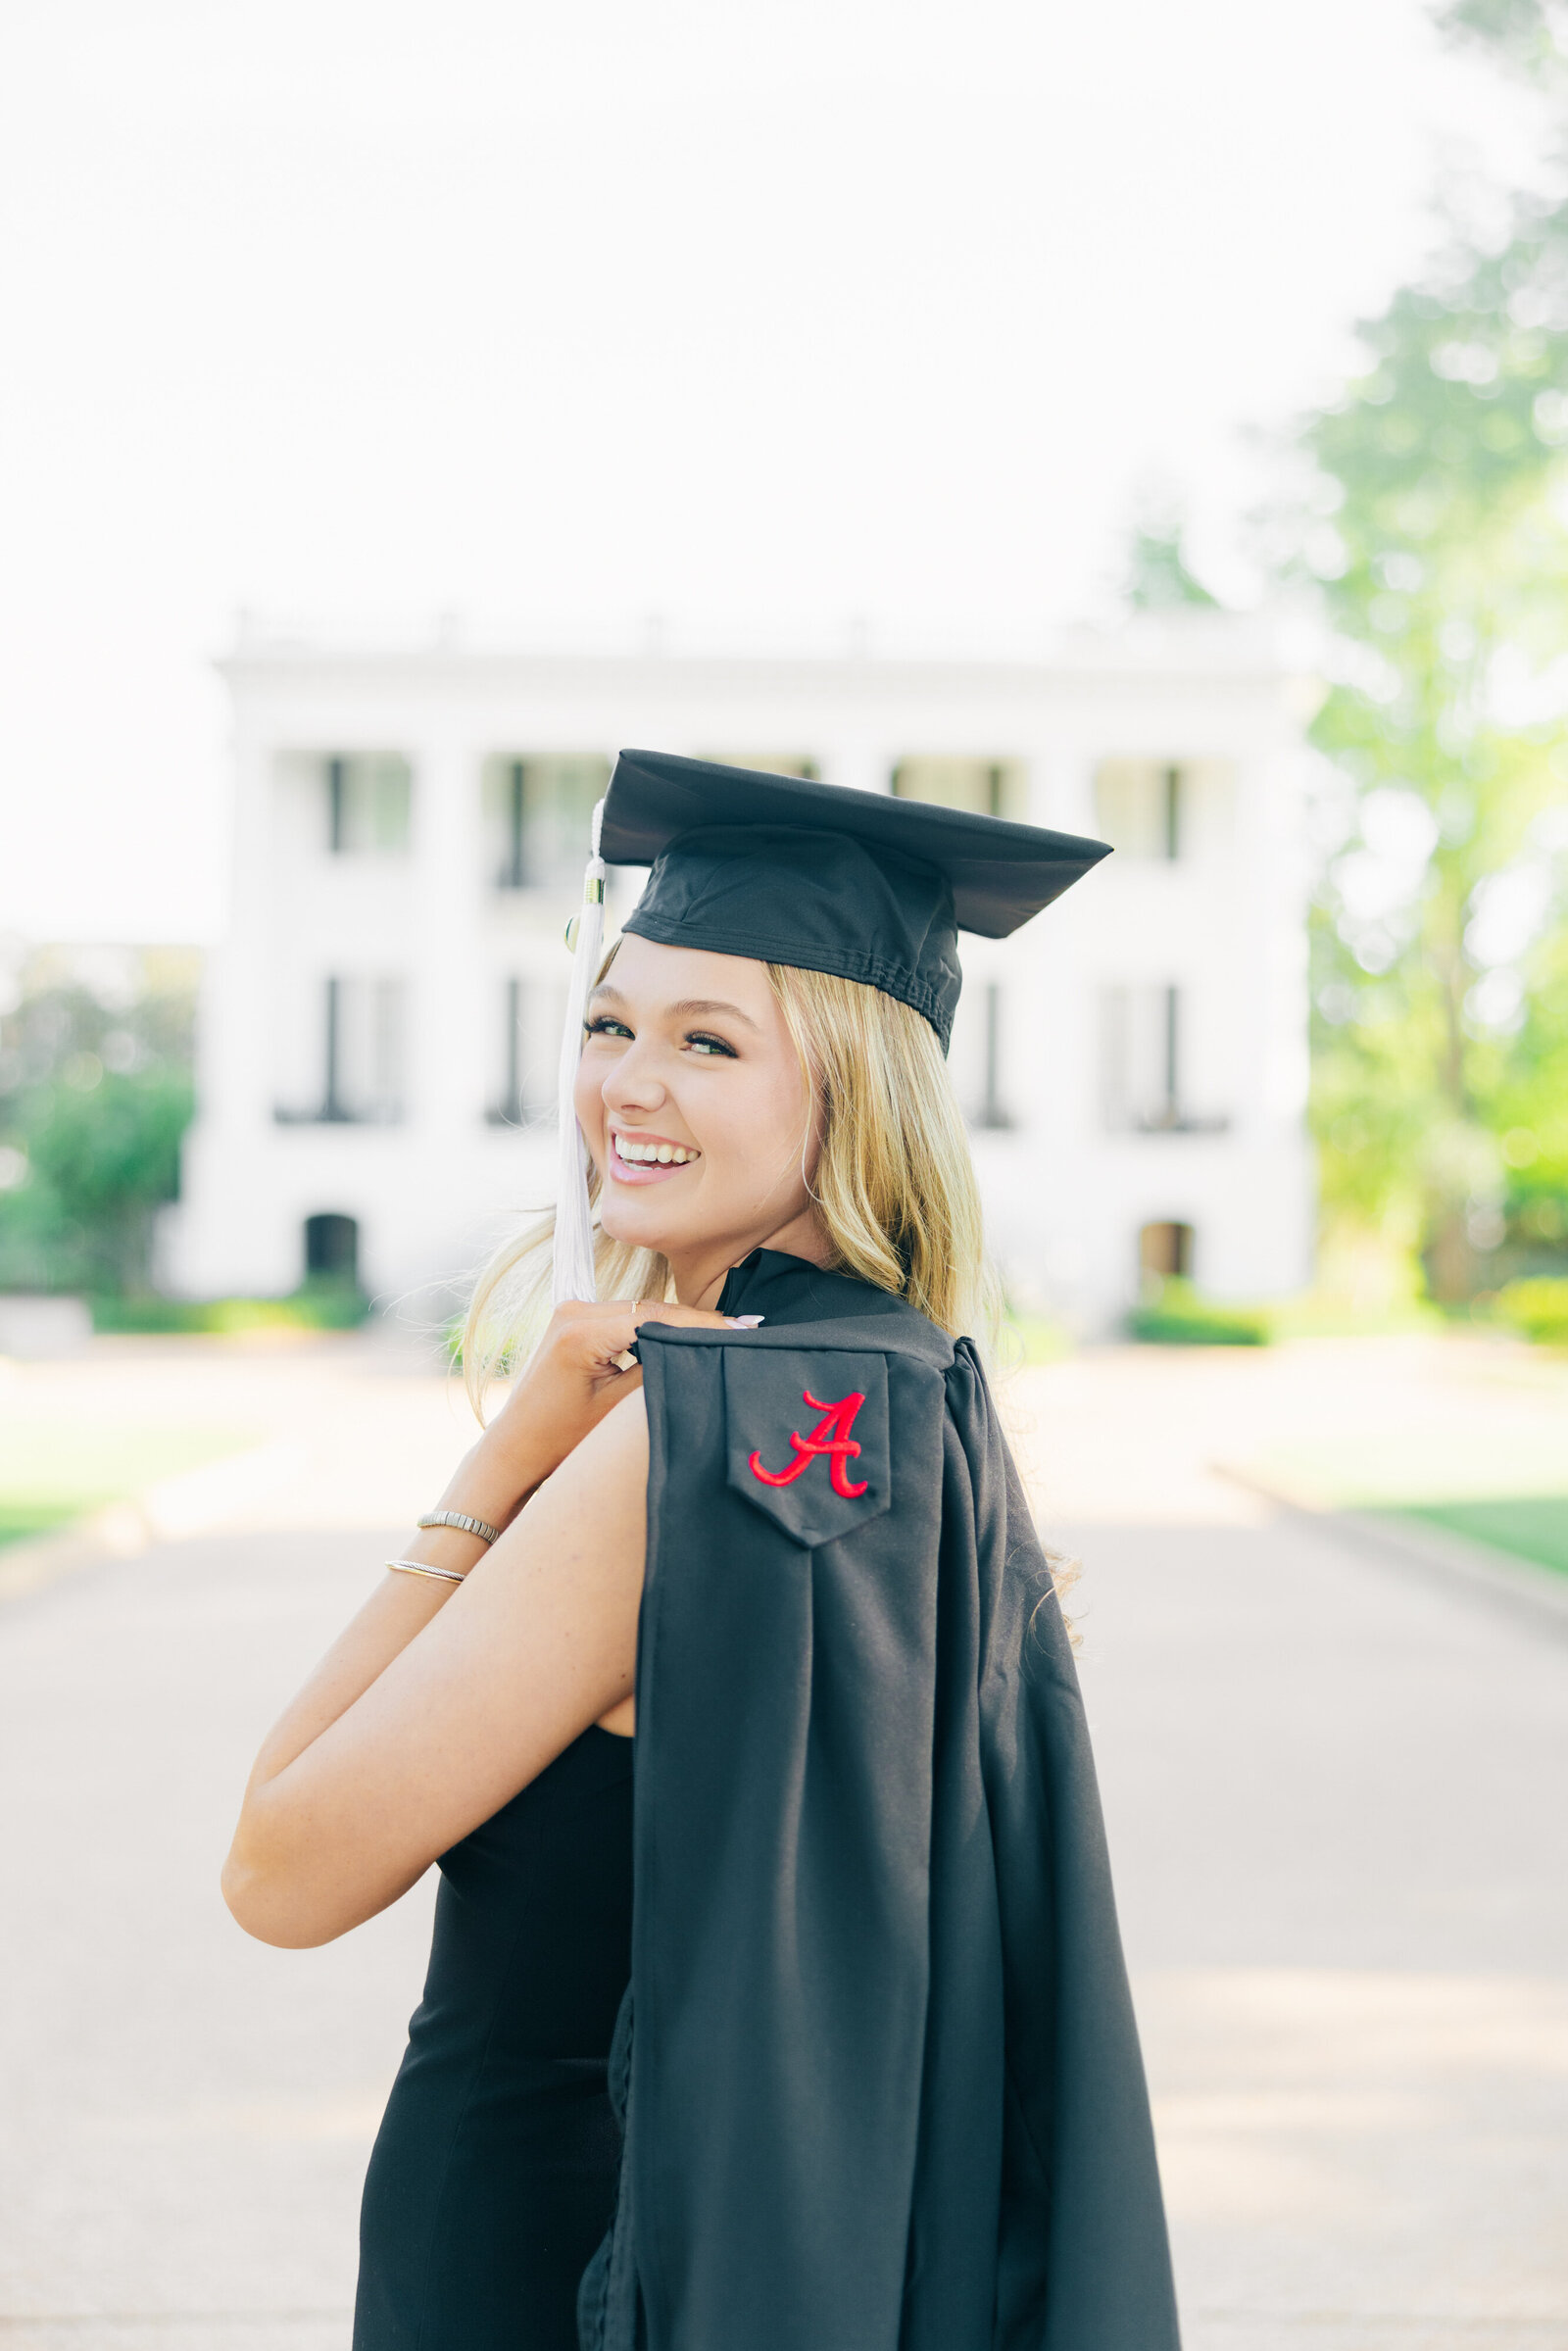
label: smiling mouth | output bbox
[610,1132,702,1179]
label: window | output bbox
[486,756,612,894]
[1093,758,1236,859]
[276,975,405,1124]
[324,976,404,1122]
[891,759,1024,819]
[1102,982,1177,1131]
[1100,985,1228,1135]
[1100,982,1231,1138]
[324,755,412,854]
[699,753,821,780]
[488,976,568,1126]
[1093,760,1182,858]
[948,981,1012,1130]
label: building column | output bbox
[408,732,490,1148]
[822,742,897,799]
[172,710,298,1297]
[1035,743,1100,834]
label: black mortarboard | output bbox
[604,749,1109,1051]
[552,748,1110,1301]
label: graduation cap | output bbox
[553,749,1110,1301]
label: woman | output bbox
[223,751,1180,2351]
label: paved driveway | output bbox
[0,1334,1564,2349]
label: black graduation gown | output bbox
[578,1249,1180,2351]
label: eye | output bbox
[585,1014,634,1041]
[686,1031,737,1058]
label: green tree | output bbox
[0,960,197,1295]
[13,1068,195,1294]
[1284,6,1568,1298]
[1437,0,1568,80]
[1124,498,1221,612]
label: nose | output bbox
[601,1036,667,1118]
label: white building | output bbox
[171,618,1317,1332]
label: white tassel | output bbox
[552,797,608,1305]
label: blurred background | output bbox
[0,4,1565,2348]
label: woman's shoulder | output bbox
[550,1384,649,1507]
[711,1249,956,1369]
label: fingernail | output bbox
[725,1314,764,1328]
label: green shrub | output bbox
[1127,1277,1271,1347]
[1495,1277,1568,1347]
[283,1279,373,1331]
[1002,1312,1072,1367]
[0,1068,195,1295]
[89,1282,369,1335]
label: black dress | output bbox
[354,1726,635,2351]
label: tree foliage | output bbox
[1437,0,1568,83]
[1124,517,1220,613]
[0,959,197,1295]
[1286,18,1568,1298]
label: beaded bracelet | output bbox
[417,1509,502,1544]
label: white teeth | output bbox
[615,1136,698,1166]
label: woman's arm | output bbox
[221,1389,650,1949]
[221,1296,737,1934]
[234,1432,549,1799]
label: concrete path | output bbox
[0,1334,1564,2349]
[0,1527,432,2351]
[1081,1512,1568,2351]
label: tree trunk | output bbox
[1425,1207,1476,1305]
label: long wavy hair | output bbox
[461,947,1001,1416]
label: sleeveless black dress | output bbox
[354,1726,635,2350]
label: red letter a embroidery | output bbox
[749,1390,869,1500]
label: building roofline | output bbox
[217,608,1320,693]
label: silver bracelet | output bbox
[417,1509,502,1545]
[387,1557,467,1585]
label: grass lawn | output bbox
[1239,1425,1568,1580]
[1388,1496,1568,1578]
[0,1499,84,1545]
[0,1423,260,1548]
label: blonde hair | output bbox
[461,950,1000,1414]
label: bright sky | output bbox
[0,0,1541,943]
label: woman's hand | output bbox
[482,1297,751,1496]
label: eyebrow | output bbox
[589,985,762,1034]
